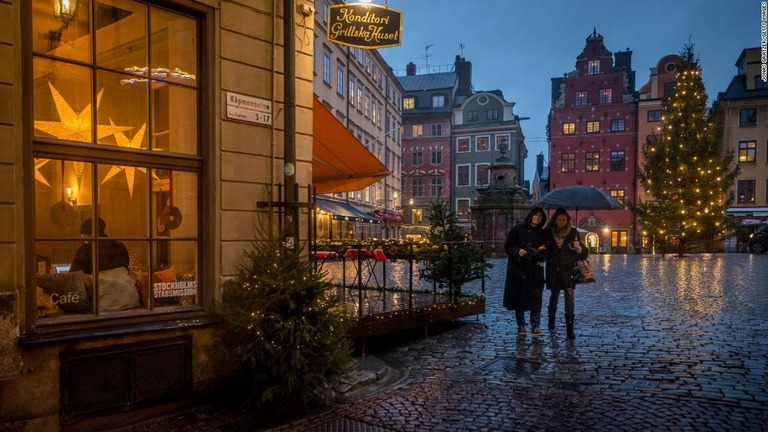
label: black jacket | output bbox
[502,209,547,310]
[70,239,129,275]
[543,227,588,290]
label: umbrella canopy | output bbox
[534,185,623,210]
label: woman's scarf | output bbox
[552,224,572,248]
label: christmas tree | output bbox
[217,236,352,418]
[419,200,491,300]
[634,43,739,256]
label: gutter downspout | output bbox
[284,0,298,245]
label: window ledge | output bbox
[19,311,219,347]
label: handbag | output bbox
[573,259,596,283]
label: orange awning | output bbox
[313,97,390,194]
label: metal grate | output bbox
[61,337,192,423]
[480,357,553,377]
[312,417,397,432]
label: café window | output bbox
[32,0,202,321]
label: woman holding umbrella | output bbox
[543,207,588,340]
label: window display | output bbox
[32,0,201,321]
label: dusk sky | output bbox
[377,0,758,183]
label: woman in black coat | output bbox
[543,207,588,340]
[503,207,547,337]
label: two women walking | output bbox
[504,207,588,340]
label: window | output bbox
[432,95,445,107]
[411,149,423,166]
[476,164,490,186]
[336,65,344,96]
[431,124,442,137]
[487,109,499,120]
[495,135,510,150]
[610,151,626,171]
[664,82,675,96]
[738,140,757,163]
[647,109,662,122]
[599,88,612,104]
[561,153,576,173]
[585,151,600,172]
[575,91,588,106]
[611,119,626,132]
[476,136,490,151]
[610,190,625,205]
[587,121,600,133]
[563,122,575,135]
[411,125,423,137]
[357,86,363,110]
[456,199,470,220]
[467,111,478,122]
[364,93,370,117]
[456,165,470,186]
[737,180,756,203]
[322,53,331,84]
[740,108,758,126]
[587,60,600,75]
[32,0,202,320]
[429,177,443,197]
[403,97,415,110]
[349,78,355,105]
[430,148,442,165]
[411,176,424,198]
[457,137,470,153]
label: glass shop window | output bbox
[31,0,202,322]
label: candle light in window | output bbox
[65,187,77,205]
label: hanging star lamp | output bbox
[100,122,158,198]
[34,81,134,143]
[35,158,52,187]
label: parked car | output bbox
[748,226,768,254]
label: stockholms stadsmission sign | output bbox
[327,3,402,49]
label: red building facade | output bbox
[548,30,638,253]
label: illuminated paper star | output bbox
[34,81,133,143]
[35,158,51,187]
[100,122,156,197]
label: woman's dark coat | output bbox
[543,227,588,290]
[502,209,547,311]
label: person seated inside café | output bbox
[70,217,129,274]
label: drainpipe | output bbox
[284,0,297,245]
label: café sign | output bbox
[327,3,402,49]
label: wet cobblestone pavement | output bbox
[114,254,768,431]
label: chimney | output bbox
[406,62,417,76]
[537,152,544,175]
[455,55,472,96]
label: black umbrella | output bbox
[534,185,623,210]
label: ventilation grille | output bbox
[61,336,192,423]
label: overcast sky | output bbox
[377,0,758,183]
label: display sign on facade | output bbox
[327,3,402,49]
[225,91,272,125]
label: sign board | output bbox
[327,3,402,49]
[225,91,272,125]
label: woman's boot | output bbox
[565,314,575,340]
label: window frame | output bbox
[585,151,600,172]
[647,109,662,122]
[599,88,612,104]
[738,140,757,163]
[560,153,576,173]
[737,179,756,203]
[475,136,490,152]
[475,163,490,186]
[611,118,626,132]
[575,91,588,106]
[456,137,470,153]
[563,122,575,135]
[610,150,626,171]
[587,60,600,75]
[586,121,600,134]
[739,108,757,126]
[456,164,470,187]
[322,52,331,85]
[432,95,445,108]
[27,0,210,330]
[403,97,415,110]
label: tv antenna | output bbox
[424,44,434,72]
